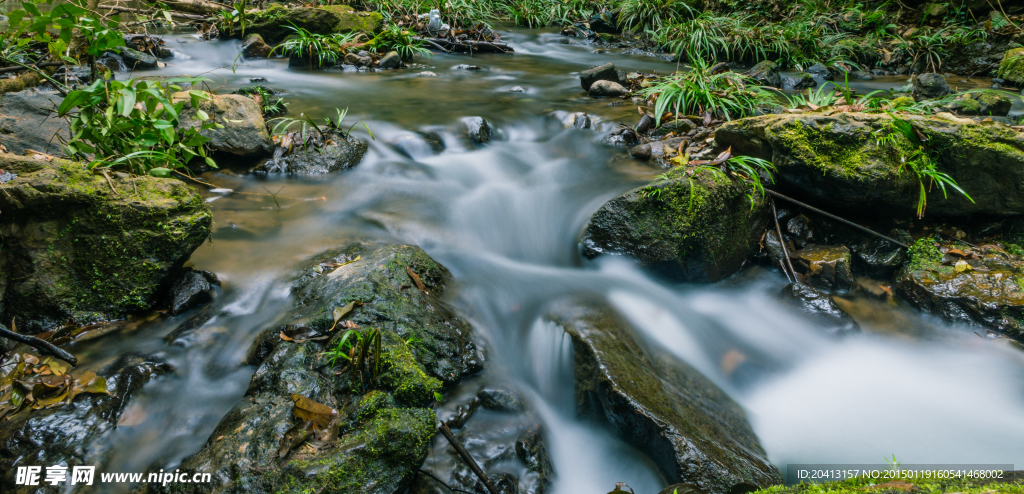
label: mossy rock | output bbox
[896,236,1024,341]
[0,154,211,332]
[240,5,382,44]
[997,47,1024,85]
[715,112,1024,218]
[548,298,781,494]
[582,168,770,282]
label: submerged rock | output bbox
[0,354,174,491]
[896,236,1024,341]
[780,282,859,335]
[0,89,69,156]
[174,92,275,161]
[743,60,781,88]
[0,154,211,332]
[997,47,1024,86]
[715,112,1024,218]
[588,79,627,98]
[912,73,952,101]
[947,91,1014,117]
[548,299,781,493]
[462,116,492,145]
[118,47,158,70]
[792,245,854,291]
[579,63,620,91]
[582,168,770,282]
[256,129,368,175]
[150,241,481,493]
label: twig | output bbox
[0,62,69,75]
[770,197,797,280]
[0,59,69,96]
[778,259,793,283]
[417,469,476,494]
[416,38,452,54]
[438,423,500,494]
[765,189,910,248]
[0,323,78,366]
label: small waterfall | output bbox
[526,318,575,412]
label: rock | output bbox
[896,237,1024,341]
[653,117,696,137]
[783,72,816,89]
[454,64,483,70]
[579,63,620,91]
[343,52,371,66]
[151,241,482,493]
[0,353,174,489]
[378,50,402,69]
[256,128,368,175]
[0,154,211,333]
[847,231,912,279]
[165,268,217,316]
[954,91,1014,116]
[636,114,655,134]
[118,47,158,70]
[582,168,770,282]
[477,386,527,413]
[509,86,526,92]
[0,90,69,156]
[792,245,854,291]
[805,63,833,81]
[743,60,781,88]
[997,47,1024,85]
[240,33,271,58]
[588,79,627,98]
[462,116,492,145]
[173,92,275,160]
[238,5,383,45]
[548,299,781,493]
[714,112,1024,218]
[780,282,859,335]
[912,73,952,101]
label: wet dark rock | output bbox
[714,112,1024,218]
[0,89,68,156]
[552,111,595,130]
[255,129,368,175]
[378,51,402,69]
[454,64,483,70]
[118,47,158,70]
[241,33,272,59]
[579,63,620,91]
[743,60,781,88]
[0,154,211,333]
[947,91,1014,117]
[653,118,695,137]
[234,6,383,45]
[150,241,481,493]
[174,92,275,160]
[793,245,854,291]
[510,86,526,92]
[602,126,639,146]
[786,215,815,248]
[896,237,1024,341]
[463,116,492,145]
[548,299,781,493]
[847,230,911,279]
[912,73,953,101]
[582,168,770,282]
[588,80,627,98]
[997,47,1024,85]
[783,73,816,89]
[477,386,526,413]
[780,282,860,336]
[166,268,218,316]
[0,353,173,491]
[636,114,655,134]
[805,63,833,81]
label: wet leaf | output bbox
[280,331,295,342]
[332,302,356,326]
[946,248,968,257]
[290,394,337,430]
[278,420,315,458]
[711,146,732,165]
[407,266,428,295]
[954,260,972,272]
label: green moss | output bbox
[998,47,1024,84]
[377,335,441,407]
[906,236,944,271]
[320,5,383,33]
[769,118,889,178]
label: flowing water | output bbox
[61,27,1024,493]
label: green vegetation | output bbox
[270,23,357,68]
[324,327,383,386]
[640,56,776,124]
[57,77,222,177]
[235,86,288,117]
[365,24,430,59]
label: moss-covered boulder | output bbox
[715,112,1024,218]
[151,241,481,493]
[548,299,781,494]
[581,168,770,282]
[896,236,1024,341]
[239,5,383,45]
[0,154,211,333]
[997,47,1024,85]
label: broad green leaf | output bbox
[148,167,172,177]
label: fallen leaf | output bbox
[290,394,337,430]
[720,349,746,376]
[946,248,968,257]
[277,420,315,458]
[407,267,429,295]
[954,260,972,272]
[280,331,295,341]
[711,146,732,165]
[330,302,357,330]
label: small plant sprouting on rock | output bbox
[270,23,357,69]
[366,24,431,60]
[323,327,382,387]
[640,56,776,125]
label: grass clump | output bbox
[366,24,430,59]
[640,55,777,124]
[270,23,357,68]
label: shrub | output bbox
[640,56,777,124]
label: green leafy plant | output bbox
[641,55,777,125]
[323,327,382,386]
[781,82,840,109]
[3,0,126,78]
[57,76,221,176]
[270,107,373,141]
[236,86,288,116]
[691,155,776,209]
[366,24,430,60]
[270,23,356,69]
[618,0,694,32]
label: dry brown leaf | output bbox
[407,267,428,295]
[280,331,295,341]
[290,394,337,430]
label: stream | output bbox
[63,27,1024,493]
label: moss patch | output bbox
[998,47,1024,84]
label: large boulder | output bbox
[997,47,1024,86]
[582,168,770,282]
[743,60,781,88]
[0,154,211,333]
[946,91,1014,116]
[714,112,1024,218]
[254,129,367,175]
[0,90,69,157]
[241,5,383,45]
[174,92,275,161]
[896,236,1024,341]
[150,241,482,493]
[118,47,158,70]
[548,299,781,494]
[912,73,953,100]
[240,33,272,59]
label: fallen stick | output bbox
[0,62,68,75]
[417,469,476,494]
[0,323,78,366]
[102,5,208,21]
[765,189,910,249]
[438,422,500,494]
[770,197,797,280]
